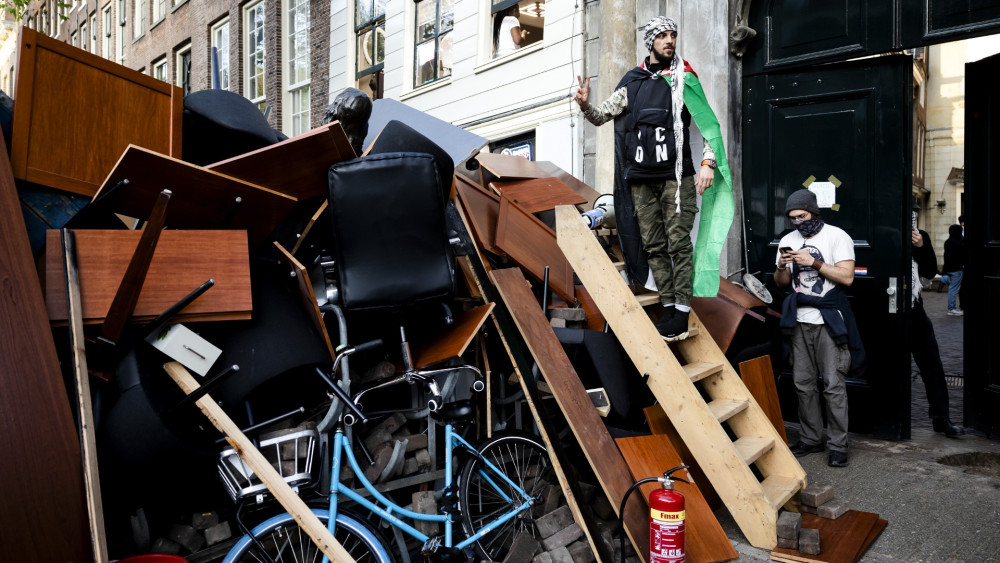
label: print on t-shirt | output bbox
[792,245,826,296]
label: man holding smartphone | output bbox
[774,189,864,468]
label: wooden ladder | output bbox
[555,206,807,550]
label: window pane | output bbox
[415,40,436,86]
[357,0,372,27]
[438,31,452,79]
[416,1,436,42]
[440,0,454,32]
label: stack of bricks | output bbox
[800,483,850,520]
[149,511,232,555]
[548,307,588,329]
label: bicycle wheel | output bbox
[223,508,395,563]
[458,432,557,561]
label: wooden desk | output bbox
[490,177,588,214]
[95,145,297,243]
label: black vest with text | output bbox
[623,75,695,181]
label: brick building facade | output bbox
[20,0,330,137]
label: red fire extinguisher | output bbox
[649,466,690,563]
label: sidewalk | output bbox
[716,290,1000,562]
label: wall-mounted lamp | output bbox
[935,199,947,214]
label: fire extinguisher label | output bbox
[651,509,686,521]
[650,517,685,562]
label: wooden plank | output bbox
[476,152,548,180]
[770,511,882,563]
[490,267,648,559]
[556,205,806,550]
[411,303,495,368]
[61,229,110,563]
[455,175,501,254]
[291,199,328,256]
[451,200,605,561]
[533,161,603,209]
[490,177,588,214]
[739,356,788,444]
[495,197,575,303]
[733,436,774,465]
[0,113,91,563]
[12,27,181,197]
[46,229,252,324]
[207,122,356,200]
[707,398,749,423]
[760,475,802,511]
[616,435,739,563]
[684,361,725,383]
[94,145,297,243]
[575,285,607,331]
[164,362,356,563]
[274,242,336,361]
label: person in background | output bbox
[774,188,863,468]
[494,4,527,58]
[943,224,964,316]
[911,222,964,437]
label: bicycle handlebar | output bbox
[350,338,383,354]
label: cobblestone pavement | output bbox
[715,290,1000,562]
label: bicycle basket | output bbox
[218,427,319,502]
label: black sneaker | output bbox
[658,311,690,342]
[828,450,849,467]
[789,442,825,457]
[932,417,965,438]
[653,306,675,333]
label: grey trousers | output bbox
[791,322,850,452]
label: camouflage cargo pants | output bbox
[630,176,697,306]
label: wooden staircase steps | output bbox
[556,206,807,550]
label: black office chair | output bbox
[326,151,482,413]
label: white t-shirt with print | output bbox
[776,224,855,325]
[496,16,520,57]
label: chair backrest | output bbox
[328,152,455,310]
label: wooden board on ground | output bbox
[207,122,355,200]
[476,152,548,180]
[411,303,494,368]
[94,145,297,243]
[456,176,502,255]
[616,434,738,563]
[534,161,603,209]
[46,229,252,324]
[770,511,883,563]
[164,362,356,563]
[274,242,336,361]
[11,27,181,197]
[495,197,575,302]
[644,405,721,511]
[0,122,91,563]
[739,356,787,444]
[490,177,588,213]
[490,267,650,559]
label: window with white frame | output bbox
[244,0,266,112]
[102,4,112,59]
[283,0,310,135]
[80,21,88,51]
[118,0,126,64]
[40,5,47,35]
[211,19,230,90]
[152,0,164,23]
[176,43,191,96]
[152,57,167,81]
[356,0,385,99]
[133,0,145,38]
[71,31,78,47]
[490,0,543,58]
[90,13,98,53]
[413,0,453,88]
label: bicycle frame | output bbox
[324,423,537,563]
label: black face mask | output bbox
[792,217,824,238]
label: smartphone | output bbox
[779,246,794,254]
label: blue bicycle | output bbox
[221,339,557,562]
